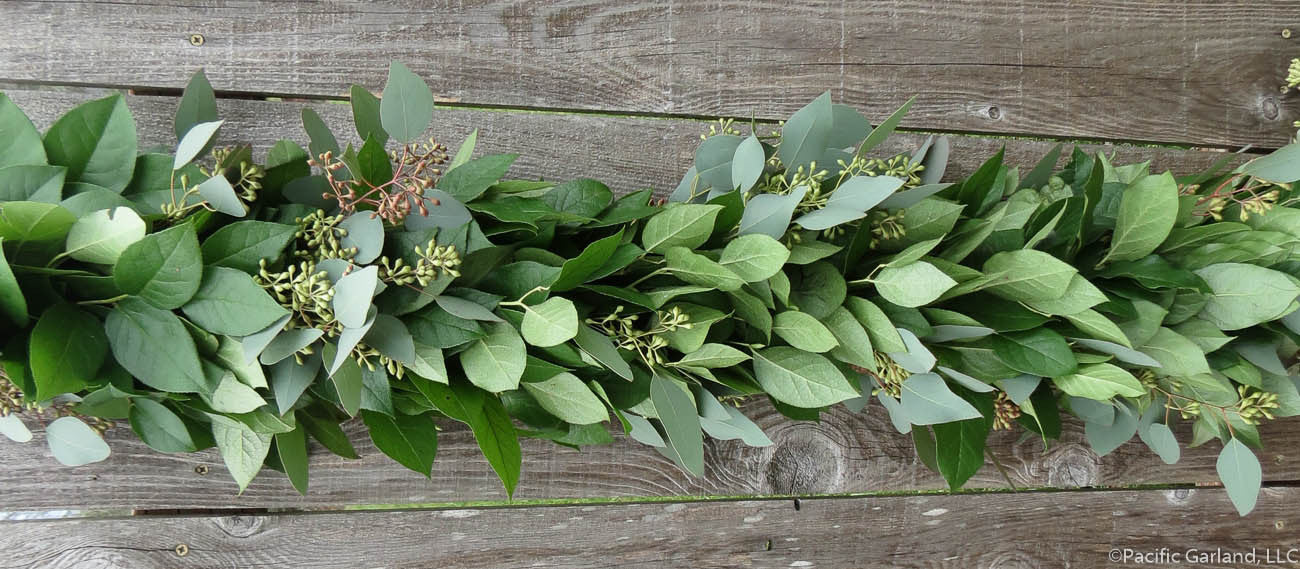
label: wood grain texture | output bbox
[6,487,1298,568]
[5,87,1247,200]
[1,1,1296,147]
[1,397,1297,512]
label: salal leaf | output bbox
[1140,327,1211,377]
[363,410,438,477]
[206,369,267,414]
[275,427,310,494]
[45,417,111,466]
[665,246,744,291]
[674,343,750,368]
[106,297,207,393]
[650,372,705,476]
[1216,438,1262,516]
[181,266,289,336]
[0,241,27,326]
[128,398,197,452]
[461,322,526,392]
[642,204,722,254]
[113,223,202,309]
[0,93,47,167]
[520,297,579,348]
[753,347,858,408]
[1102,172,1178,264]
[899,373,983,425]
[933,396,991,489]
[200,220,296,273]
[551,229,625,291]
[442,154,519,203]
[718,233,789,282]
[523,372,608,425]
[210,415,273,492]
[29,304,107,400]
[0,164,65,202]
[379,61,434,143]
[1052,363,1145,400]
[1195,263,1300,331]
[772,311,839,353]
[991,329,1077,377]
[873,261,955,308]
[982,249,1077,302]
[64,206,145,264]
[43,93,137,191]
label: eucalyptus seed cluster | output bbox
[294,209,356,260]
[992,391,1022,430]
[866,209,907,248]
[700,118,742,140]
[255,259,337,331]
[1236,386,1280,425]
[1290,58,1300,129]
[377,237,463,287]
[1202,188,1281,222]
[312,136,450,224]
[866,352,909,398]
[352,343,402,378]
[0,373,112,434]
[203,147,265,203]
[1037,176,1073,203]
[590,305,693,367]
[861,154,925,188]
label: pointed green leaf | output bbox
[106,297,207,393]
[113,223,202,309]
[523,372,608,425]
[642,204,722,254]
[754,347,858,408]
[461,322,526,392]
[44,94,137,191]
[29,304,107,400]
[379,61,434,143]
[650,372,704,476]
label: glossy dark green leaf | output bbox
[363,410,438,477]
[105,297,208,393]
[29,304,107,400]
[349,85,388,145]
[113,223,203,309]
[551,228,625,292]
[650,372,704,476]
[128,398,198,453]
[275,427,310,495]
[0,93,47,167]
[991,329,1077,377]
[43,93,137,192]
[200,220,297,273]
[181,267,288,336]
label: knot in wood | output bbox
[1044,443,1099,488]
[214,515,265,539]
[764,428,845,494]
[1261,97,1281,121]
[1165,488,1194,506]
[986,106,1002,120]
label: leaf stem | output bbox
[77,294,127,306]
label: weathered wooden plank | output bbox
[7,487,1297,568]
[2,1,1296,147]
[5,87,1245,200]
[1,398,1297,512]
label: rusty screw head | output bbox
[189,33,205,46]
[1283,28,1292,39]
[175,544,190,557]
[194,464,210,475]
[1276,520,1286,530]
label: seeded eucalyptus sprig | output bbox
[1,62,1299,517]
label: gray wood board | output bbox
[0,398,1296,512]
[7,487,1298,568]
[0,1,1296,147]
[6,87,1246,200]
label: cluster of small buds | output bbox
[351,343,402,377]
[1172,398,1201,419]
[0,373,112,434]
[310,137,450,224]
[863,155,925,188]
[700,118,743,140]
[255,259,337,331]
[590,305,692,367]
[1237,386,1280,425]
[1202,189,1281,222]
[992,391,1022,430]
[867,209,906,248]
[1288,58,1300,90]
[1137,369,1160,391]
[294,209,356,260]
[1038,176,1073,203]
[377,239,462,287]
[863,352,909,398]
[234,161,265,202]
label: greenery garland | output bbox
[2,61,1299,517]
